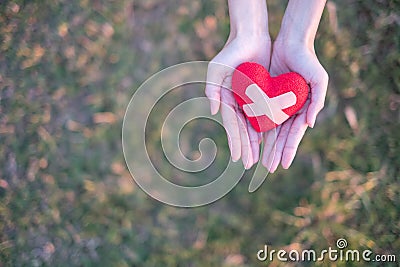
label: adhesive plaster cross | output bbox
[243,84,297,125]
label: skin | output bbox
[205,0,329,171]
[205,0,271,169]
[263,0,329,172]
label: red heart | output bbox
[232,62,309,132]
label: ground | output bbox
[0,0,399,266]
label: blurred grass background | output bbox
[0,0,399,266]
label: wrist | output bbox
[276,20,315,49]
[228,0,269,37]
[274,30,314,54]
[230,20,269,37]
[276,0,326,51]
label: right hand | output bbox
[261,38,328,172]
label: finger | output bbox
[281,112,308,169]
[205,62,222,115]
[261,126,279,171]
[237,111,253,169]
[205,84,221,115]
[258,132,263,144]
[269,117,294,173]
[307,69,329,127]
[247,121,260,165]
[220,88,241,162]
[205,61,226,115]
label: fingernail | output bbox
[243,158,249,169]
[247,158,254,169]
[282,162,291,169]
[262,159,268,168]
[211,105,217,115]
[270,161,279,173]
[309,119,315,128]
[232,154,240,162]
[210,100,219,115]
[282,154,294,169]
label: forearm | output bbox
[277,0,327,48]
[228,0,269,37]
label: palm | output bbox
[262,43,328,172]
[205,35,271,169]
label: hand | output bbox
[205,34,271,169]
[262,39,329,172]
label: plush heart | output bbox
[231,62,309,132]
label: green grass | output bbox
[1,0,399,266]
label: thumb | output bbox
[205,61,236,115]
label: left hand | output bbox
[205,33,271,169]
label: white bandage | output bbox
[243,84,297,125]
